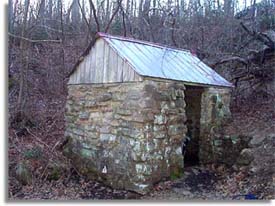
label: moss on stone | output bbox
[47,163,63,181]
[80,148,94,158]
[23,147,42,159]
[15,162,32,185]
[170,167,183,180]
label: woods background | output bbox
[7,0,275,199]
[8,0,275,126]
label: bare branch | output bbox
[240,22,275,49]
[212,56,248,68]
[8,33,62,43]
[122,8,127,37]
[88,0,100,32]
[77,0,92,37]
[104,0,123,33]
[171,18,178,47]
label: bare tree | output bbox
[17,0,30,119]
[8,0,13,32]
[72,0,80,27]
[89,0,101,32]
[105,0,110,24]
[38,0,46,20]
[78,0,92,38]
[48,0,53,20]
[104,0,123,33]
[224,0,233,17]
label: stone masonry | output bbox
[199,87,232,164]
[64,79,188,194]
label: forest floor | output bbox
[10,166,234,200]
[8,164,248,200]
[143,165,243,200]
[9,163,271,200]
[8,98,275,200]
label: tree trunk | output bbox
[17,0,30,116]
[138,0,144,18]
[153,0,157,15]
[130,0,134,17]
[72,0,80,27]
[89,0,100,32]
[106,0,110,24]
[38,0,45,20]
[251,0,257,21]
[126,0,130,14]
[224,0,233,17]
[59,0,66,92]
[180,0,185,17]
[48,0,53,20]
[8,0,13,32]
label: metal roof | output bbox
[98,33,233,87]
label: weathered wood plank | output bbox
[90,46,96,83]
[83,55,89,83]
[95,39,104,83]
[79,60,85,83]
[117,54,123,82]
[68,38,143,84]
[122,62,130,81]
[76,61,81,83]
[108,47,116,82]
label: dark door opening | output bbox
[184,86,203,167]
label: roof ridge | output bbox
[96,32,191,53]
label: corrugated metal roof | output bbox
[98,33,232,87]
[98,33,233,87]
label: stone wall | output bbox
[199,87,232,164]
[212,135,252,166]
[64,79,188,194]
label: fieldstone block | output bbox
[135,164,152,175]
[237,148,254,166]
[98,93,112,102]
[116,108,132,116]
[154,114,167,125]
[153,131,166,139]
[15,162,32,185]
[126,90,142,100]
[249,134,266,147]
[100,133,116,142]
[79,111,89,120]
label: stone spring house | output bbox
[64,32,233,194]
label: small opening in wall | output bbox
[184,86,204,167]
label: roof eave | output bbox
[142,76,234,88]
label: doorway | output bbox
[184,86,204,166]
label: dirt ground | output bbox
[9,166,224,200]
[9,163,266,200]
[142,166,230,200]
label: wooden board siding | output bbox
[68,39,143,84]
